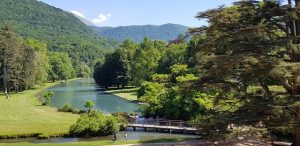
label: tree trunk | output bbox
[295,0,300,36]
[2,64,9,99]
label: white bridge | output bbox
[128,119,198,134]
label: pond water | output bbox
[0,79,199,144]
[0,131,198,144]
[47,79,140,113]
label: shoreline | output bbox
[104,87,139,102]
[0,78,81,139]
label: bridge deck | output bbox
[128,123,197,131]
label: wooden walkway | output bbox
[128,119,197,134]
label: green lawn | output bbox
[105,87,139,101]
[0,80,79,138]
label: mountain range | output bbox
[90,24,189,42]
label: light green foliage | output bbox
[43,91,54,105]
[138,82,166,99]
[84,100,94,112]
[176,74,198,83]
[48,52,76,81]
[131,38,165,85]
[171,64,188,76]
[151,74,170,83]
[25,38,50,85]
[78,64,91,78]
[69,111,119,137]
[157,44,187,74]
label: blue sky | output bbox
[40,0,237,27]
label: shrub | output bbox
[69,111,119,137]
[58,103,78,114]
[84,100,95,112]
[43,91,54,105]
[112,112,134,130]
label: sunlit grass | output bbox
[105,87,139,101]
[0,80,79,138]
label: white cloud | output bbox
[92,13,112,25]
[70,10,86,18]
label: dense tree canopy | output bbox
[188,0,300,144]
[93,49,130,89]
[48,52,76,81]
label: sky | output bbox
[40,0,237,27]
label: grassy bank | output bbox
[0,138,196,146]
[0,80,79,138]
[105,87,139,101]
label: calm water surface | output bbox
[48,79,139,113]
[0,79,198,144]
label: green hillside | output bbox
[0,0,117,63]
[90,24,189,42]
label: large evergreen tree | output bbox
[0,24,23,97]
[190,0,300,144]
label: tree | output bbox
[69,111,119,137]
[130,38,164,85]
[84,100,94,113]
[0,24,23,98]
[93,49,130,89]
[78,64,91,78]
[48,52,75,81]
[189,0,300,144]
[43,91,54,105]
[138,64,199,120]
[25,38,50,86]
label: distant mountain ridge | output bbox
[72,13,96,27]
[0,0,116,63]
[90,24,189,42]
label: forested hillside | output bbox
[0,0,116,64]
[90,24,188,42]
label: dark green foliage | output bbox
[188,0,300,144]
[69,111,120,137]
[0,24,36,95]
[0,0,117,65]
[90,24,189,42]
[111,112,134,130]
[93,49,130,89]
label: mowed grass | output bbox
[0,81,79,138]
[106,87,139,101]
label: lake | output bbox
[48,79,140,113]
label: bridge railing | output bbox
[132,119,197,129]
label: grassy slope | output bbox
[0,81,79,138]
[105,87,139,101]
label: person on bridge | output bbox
[112,132,117,142]
[124,132,128,141]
